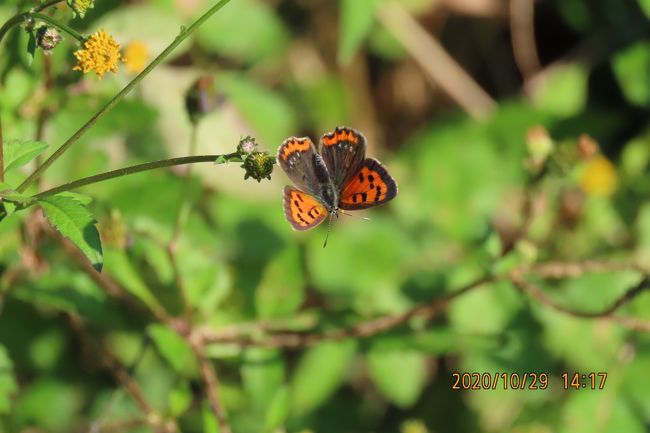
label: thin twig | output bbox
[377,1,496,120]
[527,260,646,279]
[509,0,541,81]
[510,271,649,319]
[192,343,232,433]
[193,275,493,348]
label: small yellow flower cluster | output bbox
[67,0,94,18]
[73,30,122,79]
[123,41,149,74]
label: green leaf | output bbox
[0,345,17,414]
[255,245,305,318]
[290,340,356,417]
[612,41,650,107]
[242,348,285,411]
[532,63,588,116]
[38,195,103,272]
[195,0,290,63]
[367,348,426,407]
[338,0,379,65]
[0,182,30,204]
[104,247,167,317]
[3,140,48,173]
[639,0,650,18]
[264,386,289,432]
[560,389,645,433]
[168,382,192,417]
[219,73,298,146]
[148,323,195,373]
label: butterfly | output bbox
[277,126,398,239]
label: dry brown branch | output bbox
[526,260,646,279]
[377,1,496,120]
[192,275,493,348]
[509,0,541,80]
[191,343,232,433]
[510,267,650,332]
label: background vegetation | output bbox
[1,0,650,432]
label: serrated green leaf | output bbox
[367,348,426,408]
[3,140,48,173]
[338,0,379,64]
[38,195,103,272]
[290,340,356,417]
[0,345,17,413]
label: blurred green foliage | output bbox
[0,0,649,432]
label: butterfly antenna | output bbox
[339,209,370,221]
[323,212,335,248]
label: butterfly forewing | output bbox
[283,186,328,230]
[339,158,398,210]
[319,127,367,191]
[277,136,325,196]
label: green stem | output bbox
[0,12,30,48]
[31,154,242,200]
[31,12,85,42]
[16,0,233,193]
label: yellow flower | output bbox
[579,155,618,197]
[67,0,94,18]
[123,41,149,74]
[73,30,122,79]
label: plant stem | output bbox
[0,12,30,49]
[32,154,240,200]
[31,12,85,42]
[16,0,233,193]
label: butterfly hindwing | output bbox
[319,126,367,191]
[339,158,398,210]
[283,186,328,230]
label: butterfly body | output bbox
[278,127,397,231]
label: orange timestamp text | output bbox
[451,372,549,390]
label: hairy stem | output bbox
[31,154,240,200]
[16,0,233,193]
[31,12,85,42]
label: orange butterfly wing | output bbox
[283,186,328,231]
[339,158,398,210]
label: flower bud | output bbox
[36,26,62,53]
[237,136,257,155]
[241,151,274,182]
